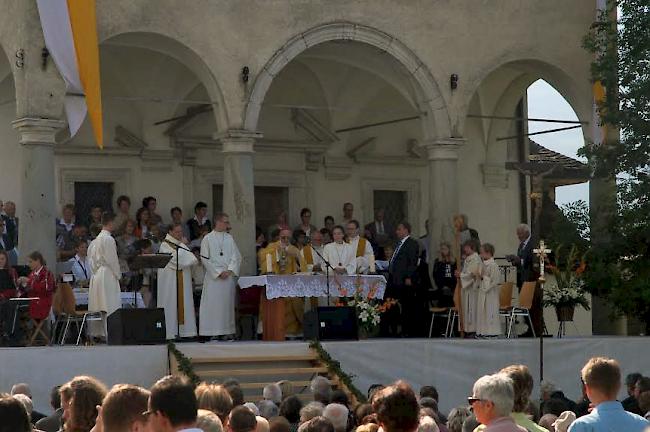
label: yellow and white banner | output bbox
[37,0,103,148]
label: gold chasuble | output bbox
[355,237,368,257]
[303,245,314,265]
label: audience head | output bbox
[343,203,354,219]
[269,416,291,432]
[460,415,480,432]
[417,416,439,432]
[319,228,331,244]
[353,403,373,425]
[356,424,379,432]
[63,375,108,432]
[470,374,515,425]
[257,400,279,420]
[331,226,345,244]
[638,391,650,416]
[372,381,419,432]
[300,416,335,432]
[196,383,234,424]
[540,380,557,401]
[310,376,332,404]
[225,382,245,407]
[0,250,9,269]
[330,390,349,407]
[277,211,288,225]
[117,195,131,212]
[143,196,157,212]
[538,414,558,431]
[49,384,62,411]
[625,372,643,396]
[300,402,325,424]
[12,393,32,418]
[516,224,530,242]
[27,251,46,270]
[147,375,197,431]
[62,203,75,222]
[367,384,385,402]
[170,206,183,222]
[345,220,360,239]
[277,380,294,400]
[542,398,569,416]
[263,383,283,405]
[438,242,453,262]
[499,365,533,413]
[244,402,260,416]
[0,393,31,432]
[4,200,15,217]
[635,376,650,399]
[480,243,495,260]
[396,222,411,240]
[324,216,335,231]
[215,212,231,232]
[102,212,116,230]
[375,208,385,221]
[446,406,471,432]
[553,411,577,432]
[195,201,208,218]
[301,208,312,224]
[100,384,150,432]
[419,386,438,402]
[279,395,303,424]
[581,357,621,403]
[256,416,270,432]
[75,238,89,257]
[322,403,349,432]
[461,240,477,256]
[10,383,32,398]
[197,409,224,432]
[292,229,307,247]
[228,405,258,432]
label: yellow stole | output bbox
[355,237,367,258]
[303,245,314,265]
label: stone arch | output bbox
[243,21,450,140]
[100,31,229,131]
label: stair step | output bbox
[237,380,313,390]
[198,366,329,378]
[246,393,314,403]
[190,354,318,364]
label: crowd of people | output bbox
[1,356,649,432]
[0,194,542,344]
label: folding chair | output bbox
[57,284,102,345]
[428,305,452,338]
[507,281,537,338]
[28,318,50,346]
[498,282,514,336]
[447,285,462,337]
[9,297,39,345]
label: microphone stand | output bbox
[306,239,336,306]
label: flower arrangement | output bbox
[336,277,397,335]
[542,245,590,311]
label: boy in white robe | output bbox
[476,243,502,337]
[157,223,198,339]
[88,213,122,339]
[458,239,481,334]
[200,213,242,339]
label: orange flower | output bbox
[576,260,587,275]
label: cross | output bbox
[533,240,551,282]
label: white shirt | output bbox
[58,218,75,232]
[69,254,93,281]
[323,241,356,275]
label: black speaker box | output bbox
[304,306,358,341]
[107,308,166,345]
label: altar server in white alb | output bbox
[323,225,356,275]
[88,213,122,338]
[458,239,482,334]
[200,212,242,339]
[157,223,198,339]
[476,243,501,337]
[346,220,375,274]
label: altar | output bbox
[238,274,386,341]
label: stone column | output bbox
[216,130,262,276]
[423,138,465,265]
[12,118,65,268]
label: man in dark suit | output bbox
[34,385,63,432]
[365,208,393,260]
[383,221,420,337]
[1,201,19,265]
[507,223,541,336]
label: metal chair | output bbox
[428,305,452,338]
[507,281,537,338]
[498,282,514,336]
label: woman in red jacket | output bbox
[0,250,18,341]
[18,251,56,321]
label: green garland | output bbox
[167,341,201,387]
[309,340,367,403]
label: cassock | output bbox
[260,242,306,337]
[88,230,122,336]
[322,242,356,275]
[157,234,198,339]
[200,230,242,336]
[348,236,375,274]
[476,257,501,336]
[459,252,482,333]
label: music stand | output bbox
[127,254,172,308]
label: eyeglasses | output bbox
[467,397,484,406]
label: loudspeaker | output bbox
[107,308,166,345]
[304,306,358,341]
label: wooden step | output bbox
[190,354,318,364]
[246,393,315,403]
[198,366,329,378]
[237,380,312,390]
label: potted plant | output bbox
[337,277,397,338]
[542,245,590,322]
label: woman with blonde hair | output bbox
[432,242,456,308]
[197,409,224,432]
[196,382,234,424]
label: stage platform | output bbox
[1,337,648,414]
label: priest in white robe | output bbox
[459,240,482,334]
[88,213,122,338]
[345,220,375,274]
[157,223,198,339]
[200,213,242,338]
[323,226,356,275]
[476,243,502,337]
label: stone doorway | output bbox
[74,182,114,225]
[255,186,289,238]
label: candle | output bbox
[266,253,273,274]
[369,255,376,273]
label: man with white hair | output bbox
[263,383,283,405]
[468,374,525,432]
[256,416,270,432]
[257,400,279,419]
[506,223,540,336]
[322,403,349,432]
[310,376,332,404]
[10,383,46,423]
[417,416,440,432]
[300,402,325,424]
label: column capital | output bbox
[421,137,466,161]
[12,117,66,147]
[214,129,263,153]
